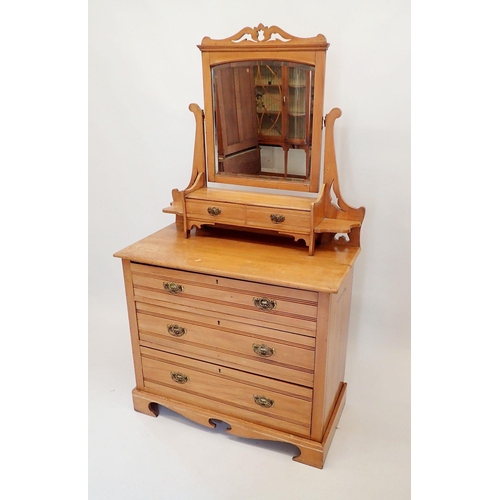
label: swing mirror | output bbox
[199,25,328,193]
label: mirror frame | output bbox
[198,24,329,193]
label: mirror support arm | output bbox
[164,104,207,237]
[323,108,342,199]
[321,108,366,245]
[187,103,207,190]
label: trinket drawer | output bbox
[114,223,360,468]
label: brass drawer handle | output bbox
[171,371,189,384]
[167,324,187,337]
[254,395,274,408]
[207,206,221,216]
[253,297,277,311]
[163,281,184,294]
[270,213,285,224]
[252,343,275,357]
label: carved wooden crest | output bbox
[199,24,328,51]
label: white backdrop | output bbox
[89,1,410,498]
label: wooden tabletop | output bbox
[114,224,360,294]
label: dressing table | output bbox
[114,24,365,468]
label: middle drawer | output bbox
[136,301,315,387]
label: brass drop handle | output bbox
[253,297,277,311]
[167,324,187,337]
[270,213,285,224]
[254,395,274,408]
[207,206,221,216]
[171,371,189,384]
[163,281,184,294]
[252,343,275,357]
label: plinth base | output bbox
[132,382,347,469]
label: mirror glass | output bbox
[212,60,315,184]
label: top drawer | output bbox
[130,263,318,335]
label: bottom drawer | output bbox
[140,346,312,437]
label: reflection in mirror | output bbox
[213,60,315,183]
[260,146,307,177]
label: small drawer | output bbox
[140,347,312,437]
[136,302,315,386]
[130,264,318,334]
[246,206,310,233]
[185,199,246,224]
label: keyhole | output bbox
[217,320,220,326]
[215,279,219,284]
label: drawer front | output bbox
[246,206,310,233]
[185,199,246,224]
[136,303,315,387]
[140,347,312,437]
[131,264,318,334]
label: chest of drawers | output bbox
[114,223,360,468]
